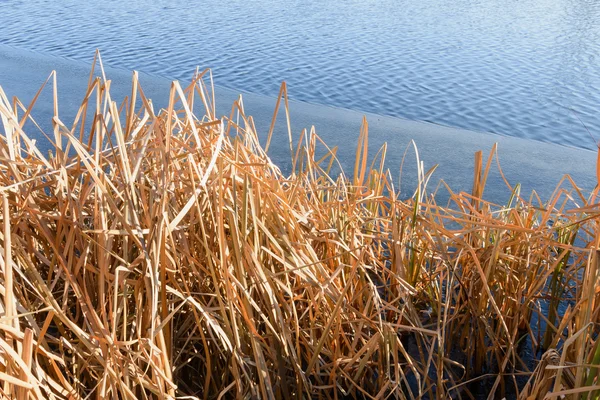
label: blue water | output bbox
[1,0,600,149]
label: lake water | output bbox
[1,0,600,150]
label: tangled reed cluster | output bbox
[1,59,600,399]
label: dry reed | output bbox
[0,56,600,399]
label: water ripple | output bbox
[1,0,599,149]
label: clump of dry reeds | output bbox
[1,57,600,399]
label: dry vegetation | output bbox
[1,57,600,399]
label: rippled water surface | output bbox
[1,0,600,149]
